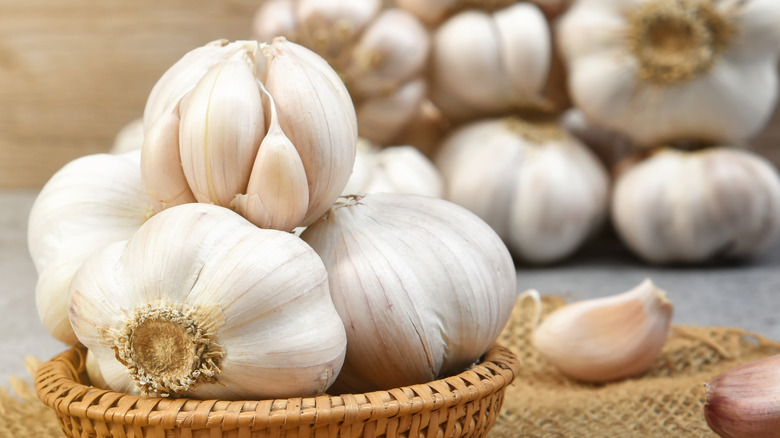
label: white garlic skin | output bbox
[557,0,780,147]
[533,279,673,383]
[300,193,517,394]
[705,354,780,438]
[141,38,357,231]
[69,203,347,400]
[436,118,610,264]
[430,3,551,121]
[341,139,444,198]
[28,151,153,345]
[612,147,780,264]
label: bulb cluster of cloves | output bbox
[252,0,431,146]
[141,37,357,232]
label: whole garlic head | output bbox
[436,117,610,264]
[430,3,551,122]
[28,151,154,345]
[341,139,444,197]
[612,147,780,264]
[557,0,780,146]
[252,1,430,146]
[69,203,347,399]
[300,193,517,394]
[141,38,357,232]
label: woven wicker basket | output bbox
[35,344,519,438]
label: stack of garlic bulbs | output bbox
[29,36,518,400]
[557,0,780,264]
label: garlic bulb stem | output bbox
[628,0,732,85]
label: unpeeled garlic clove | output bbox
[704,354,780,438]
[532,279,673,383]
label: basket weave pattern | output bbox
[35,345,519,438]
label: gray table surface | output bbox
[2,188,779,387]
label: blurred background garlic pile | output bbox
[557,0,780,264]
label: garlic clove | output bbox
[493,2,551,106]
[144,40,250,131]
[704,354,780,438]
[141,109,196,212]
[532,279,673,383]
[346,8,430,99]
[262,37,358,226]
[231,84,309,231]
[356,78,426,146]
[110,118,144,154]
[179,55,265,207]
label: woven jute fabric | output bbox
[489,295,780,438]
[5,295,780,437]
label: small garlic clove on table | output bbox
[704,354,780,438]
[532,279,673,383]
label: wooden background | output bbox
[0,0,258,188]
[0,1,778,188]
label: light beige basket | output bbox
[34,344,519,438]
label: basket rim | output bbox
[34,344,519,431]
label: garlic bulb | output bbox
[110,118,144,154]
[436,117,610,264]
[705,354,780,438]
[612,147,780,264]
[252,2,430,146]
[557,0,780,147]
[430,3,551,122]
[69,203,347,399]
[28,151,154,345]
[533,279,673,383]
[341,139,444,197]
[299,193,517,394]
[141,38,357,231]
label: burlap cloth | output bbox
[3,295,779,437]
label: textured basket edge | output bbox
[34,344,520,431]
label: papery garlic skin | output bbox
[141,38,357,231]
[557,0,780,147]
[533,279,673,383]
[430,3,551,121]
[705,354,780,438]
[69,203,347,399]
[436,117,609,264]
[252,3,430,146]
[28,151,154,345]
[300,193,517,394]
[612,147,780,264]
[341,139,444,197]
